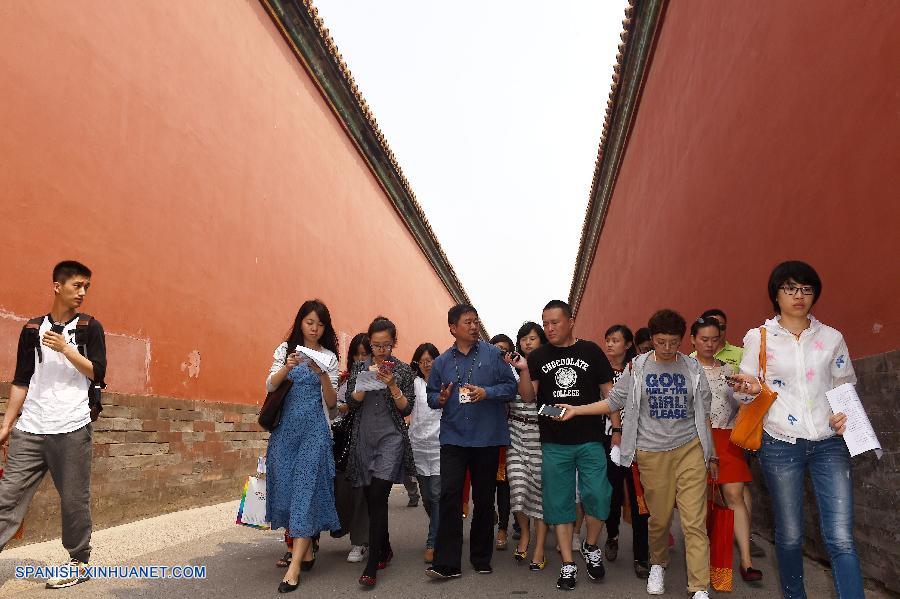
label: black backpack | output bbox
[25,314,105,421]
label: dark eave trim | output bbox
[259,0,485,334]
[568,0,668,316]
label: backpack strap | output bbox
[25,316,45,363]
[74,314,93,355]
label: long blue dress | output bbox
[265,363,340,538]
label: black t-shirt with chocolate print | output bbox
[527,339,614,445]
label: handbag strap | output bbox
[758,327,768,382]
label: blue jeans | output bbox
[416,474,441,549]
[758,432,864,599]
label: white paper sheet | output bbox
[354,370,386,392]
[609,444,622,466]
[295,345,338,372]
[825,383,883,459]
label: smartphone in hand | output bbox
[538,404,567,419]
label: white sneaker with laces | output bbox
[347,545,368,563]
[646,564,665,595]
[46,559,90,589]
[691,591,710,599]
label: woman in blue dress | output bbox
[265,299,341,594]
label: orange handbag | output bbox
[729,327,778,451]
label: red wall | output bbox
[577,1,900,358]
[0,1,456,403]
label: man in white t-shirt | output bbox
[0,260,107,589]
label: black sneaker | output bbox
[473,563,493,574]
[634,560,651,579]
[581,541,605,581]
[425,566,462,579]
[556,562,578,591]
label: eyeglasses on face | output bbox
[370,343,394,351]
[780,284,815,296]
[652,337,681,349]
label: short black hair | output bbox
[648,309,687,338]
[543,299,573,318]
[634,327,652,347]
[53,260,91,283]
[516,321,548,353]
[699,308,727,323]
[489,334,514,350]
[691,316,722,337]
[448,304,478,325]
[768,261,822,313]
[411,343,440,379]
[367,316,398,343]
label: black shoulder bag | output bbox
[258,378,292,432]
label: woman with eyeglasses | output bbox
[345,316,416,588]
[691,317,760,583]
[554,309,717,599]
[728,261,863,598]
[408,342,442,564]
[505,322,550,571]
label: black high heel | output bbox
[278,579,299,593]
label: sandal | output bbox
[496,530,508,551]
[275,552,292,568]
[529,558,547,571]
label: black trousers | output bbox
[496,480,510,532]
[603,435,625,539]
[361,477,393,576]
[433,445,500,571]
[623,462,650,563]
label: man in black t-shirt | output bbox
[510,300,617,591]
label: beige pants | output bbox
[636,438,709,593]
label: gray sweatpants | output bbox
[0,424,93,562]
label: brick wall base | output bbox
[0,383,267,548]
[750,350,900,594]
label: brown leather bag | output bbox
[729,327,778,451]
[258,378,292,432]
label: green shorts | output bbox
[541,442,611,525]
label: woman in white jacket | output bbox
[730,261,863,599]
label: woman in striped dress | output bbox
[506,321,549,570]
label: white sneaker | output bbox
[572,533,581,552]
[347,545,368,563]
[691,591,710,599]
[646,564,665,595]
[46,559,90,589]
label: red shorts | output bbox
[711,428,752,484]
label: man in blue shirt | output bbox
[425,304,517,579]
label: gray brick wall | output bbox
[751,350,900,594]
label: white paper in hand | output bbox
[354,370,387,392]
[825,383,882,459]
[609,444,622,466]
[295,345,338,372]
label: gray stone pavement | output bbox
[0,487,888,598]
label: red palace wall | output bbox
[576,1,899,358]
[0,1,458,404]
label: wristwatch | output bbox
[611,427,623,433]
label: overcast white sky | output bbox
[315,0,628,339]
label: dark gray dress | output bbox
[345,357,415,488]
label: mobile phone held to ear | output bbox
[538,404,567,419]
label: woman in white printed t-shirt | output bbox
[729,261,863,599]
[407,342,442,564]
